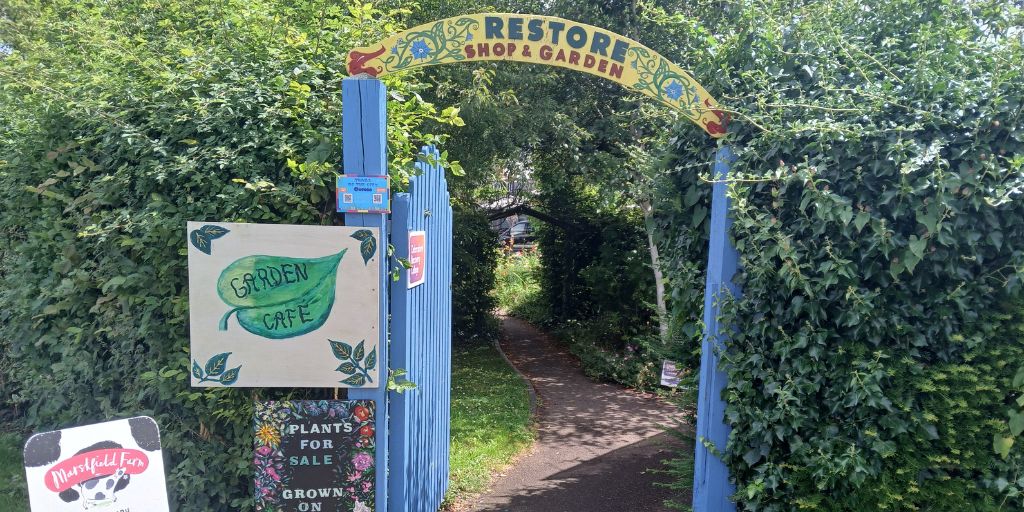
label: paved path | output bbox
[464,317,690,512]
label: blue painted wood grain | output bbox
[693,145,739,512]
[342,77,390,512]
[388,146,453,512]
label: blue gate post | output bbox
[693,145,739,511]
[342,76,390,512]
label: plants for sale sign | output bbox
[23,416,169,512]
[186,222,381,388]
[254,400,376,512]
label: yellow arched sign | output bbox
[348,14,728,138]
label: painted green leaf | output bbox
[220,366,241,386]
[360,239,377,264]
[230,282,336,339]
[191,361,202,379]
[200,224,230,240]
[190,224,231,255]
[330,340,353,360]
[365,347,377,371]
[336,362,357,374]
[341,373,366,386]
[217,250,345,309]
[351,230,376,264]
[190,230,212,255]
[205,352,231,376]
[217,250,346,339]
[351,229,373,241]
[354,340,365,362]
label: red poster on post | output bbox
[408,231,426,288]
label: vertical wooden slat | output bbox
[693,145,739,511]
[342,77,390,512]
[388,144,453,511]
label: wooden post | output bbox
[342,76,389,512]
[693,145,739,511]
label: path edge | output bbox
[493,320,538,418]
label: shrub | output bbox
[0,1,459,509]
[493,249,544,321]
[452,203,500,342]
[655,0,1024,508]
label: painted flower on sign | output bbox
[353,405,371,422]
[664,80,684,101]
[352,452,374,471]
[256,425,281,447]
[410,39,431,59]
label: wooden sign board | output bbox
[407,231,426,288]
[23,417,169,512]
[255,400,376,512]
[347,13,728,138]
[186,222,381,388]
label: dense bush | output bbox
[0,1,461,509]
[493,249,545,320]
[654,0,1024,509]
[451,203,499,342]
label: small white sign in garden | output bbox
[23,416,169,512]
[186,222,381,388]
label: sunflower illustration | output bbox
[255,424,281,447]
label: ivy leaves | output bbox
[350,229,377,265]
[189,224,230,255]
[216,251,345,339]
[330,339,376,386]
[192,352,241,386]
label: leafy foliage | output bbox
[493,249,545,320]
[451,204,500,342]
[0,1,460,509]
[654,0,1024,509]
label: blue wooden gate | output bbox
[387,145,453,512]
[342,75,736,512]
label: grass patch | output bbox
[0,431,27,512]
[445,342,534,508]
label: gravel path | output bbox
[463,317,689,512]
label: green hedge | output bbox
[0,1,460,509]
[656,0,1024,509]
[451,203,499,342]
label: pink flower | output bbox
[256,445,272,457]
[266,467,281,481]
[352,452,374,471]
[362,481,372,492]
[347,471,362,481]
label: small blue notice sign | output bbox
[336,175,390,214]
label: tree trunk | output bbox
[640,199,669,342]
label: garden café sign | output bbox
[347,13,728,138]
